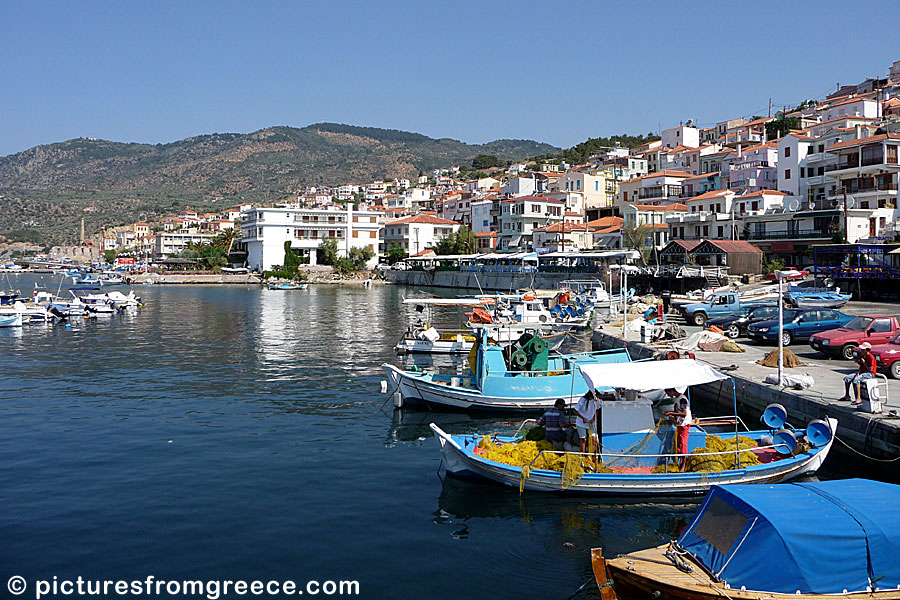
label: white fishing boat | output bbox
[99,272,126,285]
[0,301,52,323]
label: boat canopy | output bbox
[402,298,493,306]
[578,359,728,392]
[677,480,900,594]
[538,250,640,260]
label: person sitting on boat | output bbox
[574,390,598,454]
[663,387,691,470]
[538,399,570,450]
[842,342,877,405]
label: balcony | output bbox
[744,229,831,241]
[827,158,859,172]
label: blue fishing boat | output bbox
[382,328,631,411]
[431,360,836,495]
[594,479,900,599]
[783,283,851,309]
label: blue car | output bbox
[746,308,853,346]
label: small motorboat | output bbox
[267,282,308,290]
[592,478,900,599]
[0,313,23,327]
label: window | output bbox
[785,169,791,180]
[576,180,581,190]
[785,147,791,158]
[595,181,599,191]
[717,226,724,238]
[703,225,709,236]
[872,319,893,333]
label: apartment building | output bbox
[497,195,566,251]
[241,205,382,270]
[724,143,778,193]
[380,214,459,257]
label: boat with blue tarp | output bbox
[593,479,900,599]
[430,360,836,495]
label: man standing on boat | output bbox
[538,399,569,450]
[664,387,690,470]
[574,390,598,454]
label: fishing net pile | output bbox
[757,348,803,368]
[476,436,611,491]
[684,434,760,472]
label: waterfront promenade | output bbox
[592,300,900,466]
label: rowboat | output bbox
[383,329,631,411]
[593,479,900,599]
[430,360,836,496]
[783,290,852,309]
[0,313,23,327]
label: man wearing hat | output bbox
[842,342,877,405]
[664,386,691,470]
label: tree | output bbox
[103,249,117,264]
[472,154,501,170]
[387,243,407,264]
[454,225,475,254]
[622,223,654,265]
[317,238,339,266]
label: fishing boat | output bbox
[69,288,116,316]
[0,301,52,323]
[99,272,125,285]
[267,281,308,290]
[592,479,900,599]
[382,328,631,411]
[430,359,836,495]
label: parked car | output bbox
[809,314,900,360]
[746,308,853,345]
[870,335,900,379]
[706,304,778,339]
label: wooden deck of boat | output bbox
[598,546,900,600]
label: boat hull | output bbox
[431,421,836,496]
[383,364,584,411]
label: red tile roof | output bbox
[474,231,497,237]
[587,216,624,229]
[500,195,565,205]
[534,222,590,233]
[688,189,733,201]
[387,214,458,225]
[735,190,787,199]
[704,240,763,254]
[632,203,689,211]
[825,133,900,152]
[666,240,702,251]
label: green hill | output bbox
[0,123,559,244]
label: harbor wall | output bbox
[591,329,900,468]
[384,269,711,292]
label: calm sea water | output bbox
[0,274,889,599]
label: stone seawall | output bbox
[591,329,900,469]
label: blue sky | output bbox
[1,0,898,157]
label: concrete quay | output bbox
[591,312,900,469]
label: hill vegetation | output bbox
[0,123,558,244]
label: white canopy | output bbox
[539,250,640,260]
[578,359,729,392]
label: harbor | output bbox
[4,271,900,599]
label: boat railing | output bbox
[513,419,539,437]
[690,415,750,432]
[523,440,794,474]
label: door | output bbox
[869,318,895,344]
[817,310,841,332]
[870,218,877,238]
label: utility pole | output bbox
[842,188,849,243]
[768,98,772,119]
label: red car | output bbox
[871,336,900,379]
[809,314,900,360]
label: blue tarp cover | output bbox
[677,479,900,594]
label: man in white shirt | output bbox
[663,387,691,470]
[574,390,598,453]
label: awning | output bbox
[539,250,640,260]
[578,359,729,392]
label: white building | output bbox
[155,231,218,258]
[471,199,499,234]
[777,133,813,197]
[501,175,537,197]
[241,205,382,271]
[497,195,566,251]
[380,214,459,257]
[661,125,700,149]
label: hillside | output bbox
[0,123,558,244]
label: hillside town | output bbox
[32,59,900,281]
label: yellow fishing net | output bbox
[685,434,760,472]
[476,436,609,491]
